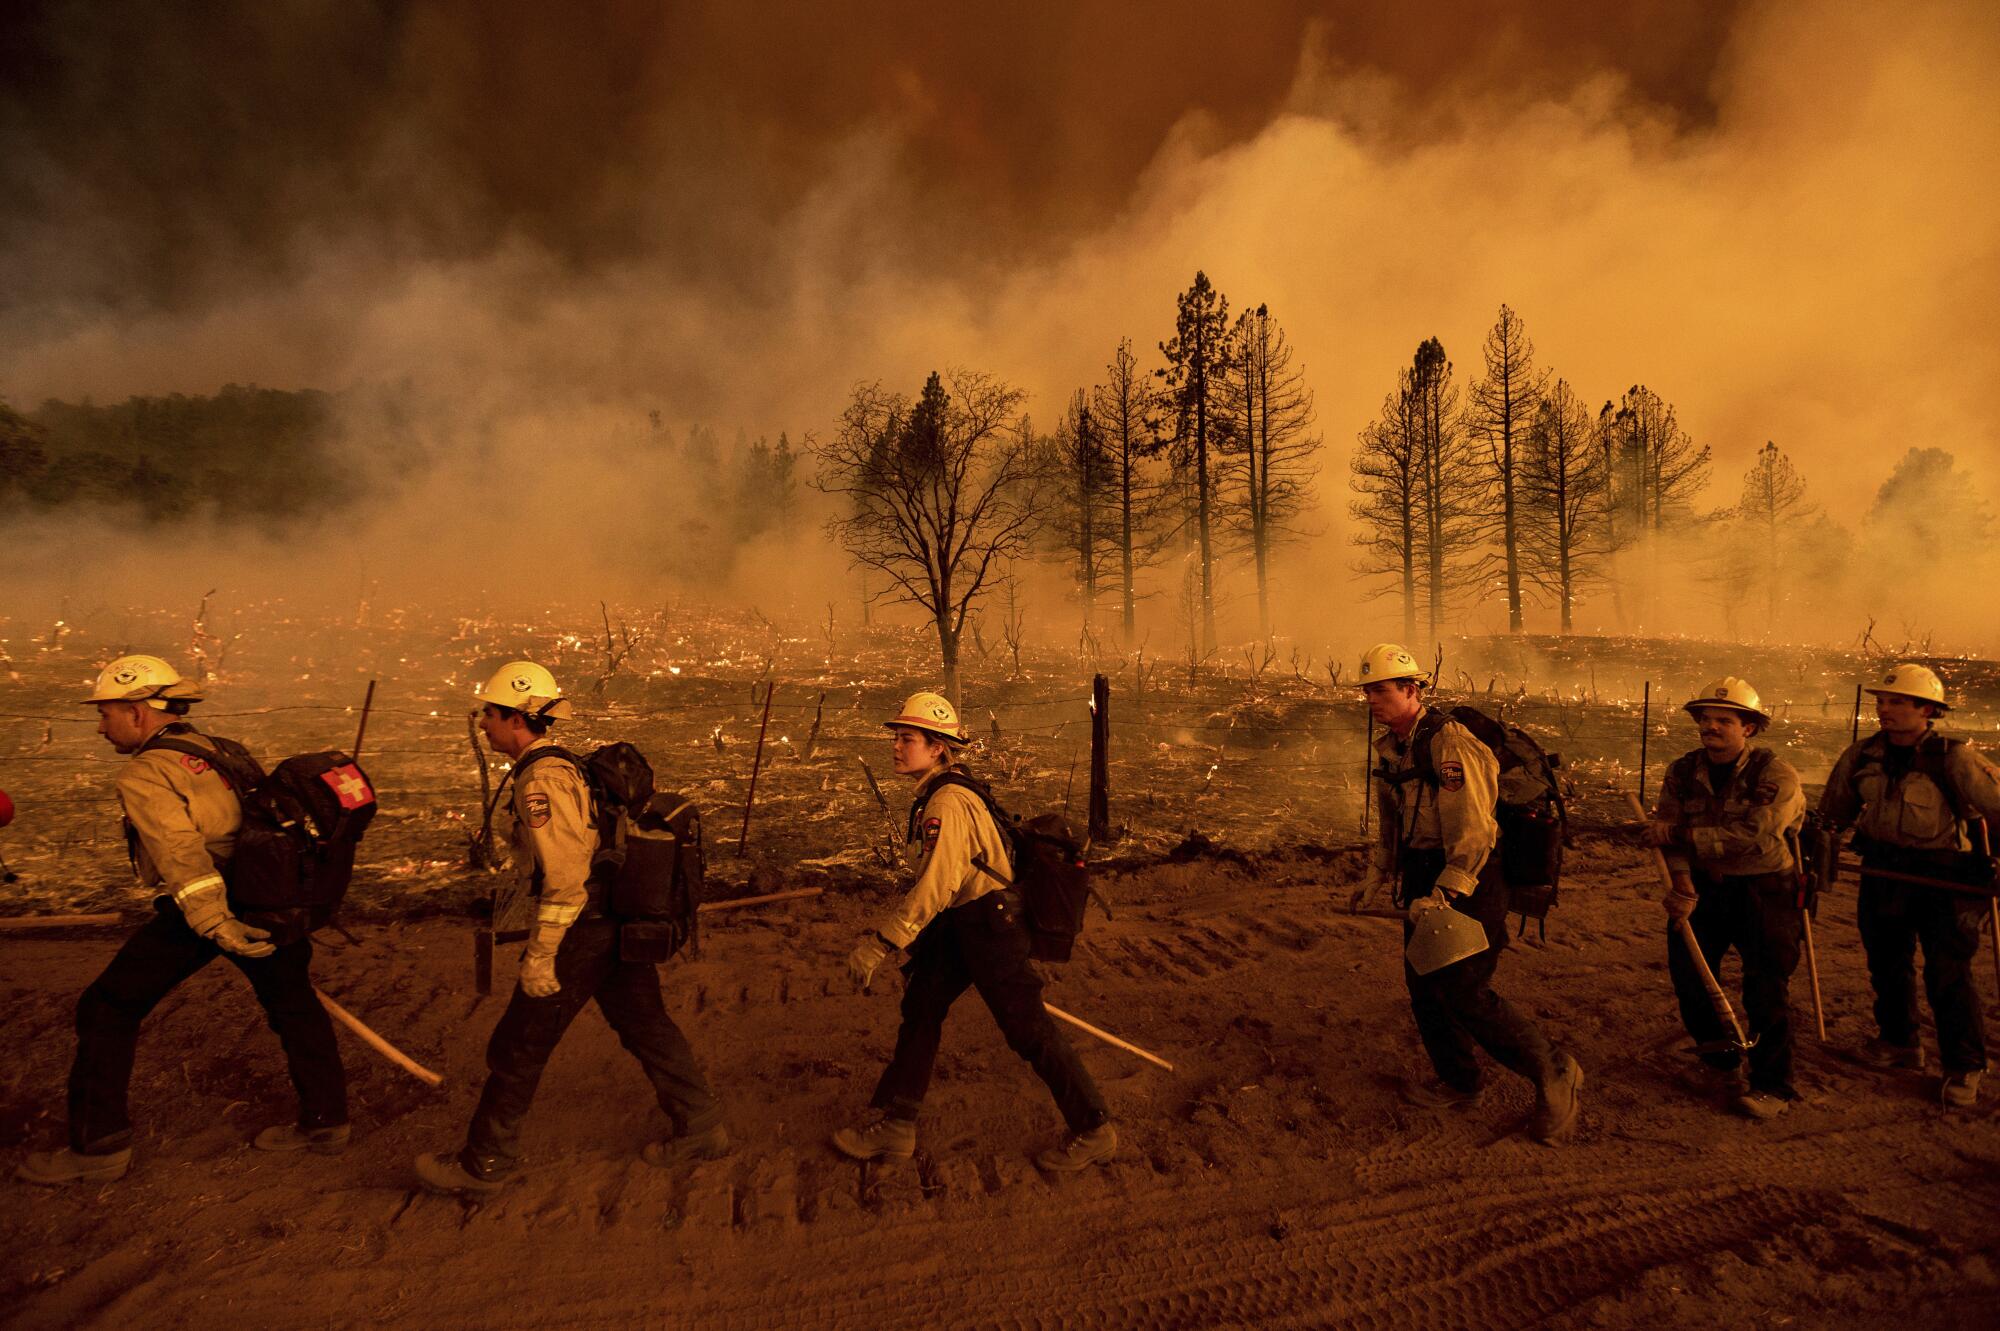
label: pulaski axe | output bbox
[1628,792,1757,1055]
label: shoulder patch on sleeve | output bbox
[523,792,552,828]
[922,816,941,849]
[1437,759,1465,791]
[179,753,211,775]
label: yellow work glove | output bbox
[520,928,564,998]
[847,934,892,991]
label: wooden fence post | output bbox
[1639,680,1651,805]
[1088,674,1110,843]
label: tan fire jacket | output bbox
[1649,747,1804,877]
[1372,708,1499,896]
[1818,729,2000,851]
[116,728,241,913]
[511,739,597,933]
[874,769,1014,949]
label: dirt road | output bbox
[5,840,1999,1329]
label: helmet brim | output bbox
[884,718,968,745]
[1682,699,1770,725]
[1864,687,1948,710]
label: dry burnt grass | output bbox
[1,605,1999,1327]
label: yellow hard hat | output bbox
[1865,663,1948,710]
[1683,676,1769,726]
[884,690,967,745]
[1358,642,1429,686]
[81,654,203,710]
[474,660,576,720]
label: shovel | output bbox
[1627,792,1757,1055]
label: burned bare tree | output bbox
[1157,271,1231,656]
[1093,338,1172,646]
[1410,338,1482,644]
[1350,379,1423,640]
[1042,389,1119,630]
[1217,304,1320,639]
[1465,304,1547,633]
[1601,385,1710,539]
[812,369,1038,704]
[1734,440,1816,625]
[1518,378,1608,633]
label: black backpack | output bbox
[139,730,378,946]
[1389,705,1568,936]
[912,769,1092,963]
[512,742,703,963]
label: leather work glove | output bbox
[179,887,276,958]
[1642,820,1680,848]
[1663,873,1698,924]
[1406,890,1452,921]
[847,934,892,991]
[208,916,276,958]
[1348,868,1385,913]
[520,928,563,998]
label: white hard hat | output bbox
[82,654,203,711]
[884,690,967,745]
[1683,677,1770,726]
[1358,642,1429,686]
[474,660,576,720]
[1865,663,1948,710]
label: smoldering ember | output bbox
[3,4,2000,1329]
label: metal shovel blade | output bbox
[1405,906,1490,977]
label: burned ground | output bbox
[2,606,1998,1328]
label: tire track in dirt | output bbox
[267,1159,1846,1331]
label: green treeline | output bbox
[0,385,366,523]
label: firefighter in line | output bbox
[1360,644,1583,1142]
[17,656,349,1186]
[1645,677,1807,1119]
[832,692,1115,1172]
[416,661,727,1193]
[1818,664,2000,1109]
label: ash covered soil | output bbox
[3,607,2000,1327]
[4,842,2000,1330]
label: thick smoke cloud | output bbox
[2,0,1995,652]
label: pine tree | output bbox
[1518,378,1608,633]
[1157,271,1231,654]
[1465,305,1547,632]
[1217,304,1319,639]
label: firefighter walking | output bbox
[832,692,1114,1173]
[416,661,726,1193]
[1361,644,1583,1142]
[16,656,349,1186]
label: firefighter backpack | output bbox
[916,770,1093,963]
[1398,706,1567,937]
[142,731,378,945]
[513,741,703,963]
